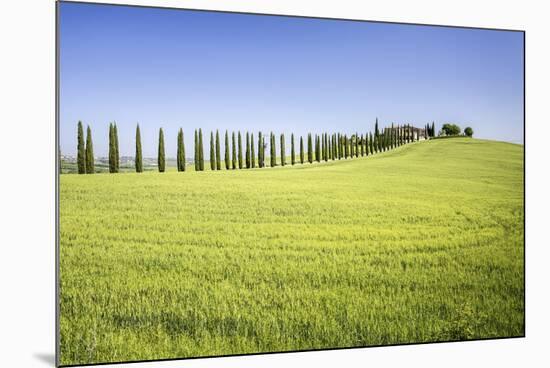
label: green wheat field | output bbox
[59,138,524,366]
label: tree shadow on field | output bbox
[33,353,55,366]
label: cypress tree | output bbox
[225,131,230,170]
[360,134,365,156]
[198,128,204,171]
[300,136,304,164]
[307,133,313,163]
[77,121,86,174]
[269,132,277,167]
[85,125,94,174]
[251,134,255,168]
[280,134,286,166]
[344,135,349,158]
[355,133,359,157]
[315,135,321,162]
[158,127,165,172]
[238,131,243,169]
[135,124,143,173]
[326,134,330,160]
[370,132,374,154]
[291,133,295,165]
[321,133,325,161]
[329,134,333,160]
[258,132,263,168]
[215,130,221,170]
[337,133,341,159]
[109,123,115,173]
[177,128,185,172]
[113,123,119,172]
[210,131,215,170]
[232,131,237,169]
[245,132,250,169]
[432,122,435,137]
[194,130,199,171]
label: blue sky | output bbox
[59,2,524,158]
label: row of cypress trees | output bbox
[75,119,432,174]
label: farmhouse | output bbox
[387,125,428,140]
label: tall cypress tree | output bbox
[370,132,374,155]
[158,127,165,172]
[325,133,329,162]
[321,133,325,161]
[225,130,230,170]
[113,123,119,172]
[177,128,185,172]
[194,129,199,171]
[215,130,221,170]
[238,131,243,169]
[337,133,341,160]
[85,125,94,174]
[270,132,276,167]
[198,128,204,171]
[135,124,143,173]
[77,121,85,174]
[280,134,286,166]
[300,136,304,164]
[232,131,237,169]
[307,133,313,163]
[258,132,263,168]
[251,134,255,168]
[431,122,435,137]
[210,131,215,170]
[245,132,250,169]
[109,123,115,173]
[291,133,295,165]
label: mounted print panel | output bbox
[57,1,525,366]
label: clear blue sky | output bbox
[59,2,524,158]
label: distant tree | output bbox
[315,135,321,162]
[291,133,295,165]
[210,131,216,170]
[85,125,94,174]
[280,134,286,166]
[245,132,250,169]
[321,133,326,161]
[109,123,116,173]
[307,133,313,163]
[193,129,200,171]
[135,124,143,173]
[215,130,221,170]
[113,123,119,172]
[431,122,436,137]
[238,131,243,169]
[198,128,204,171]
[299,136,304,164]
[270,132,276,167]
[441,123,461,136]
[336,133,340,159]
[232,131,237,169]
[464,127,474,137]
[224,130,230,170]
[251,134,255,168]
[360,134,364,156]
[158,127,165,172]
[177,128,186,172]
[77,121,86,174]
[258,132,263,168]
[326,134,330,161]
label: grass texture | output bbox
[59,138,524,365]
